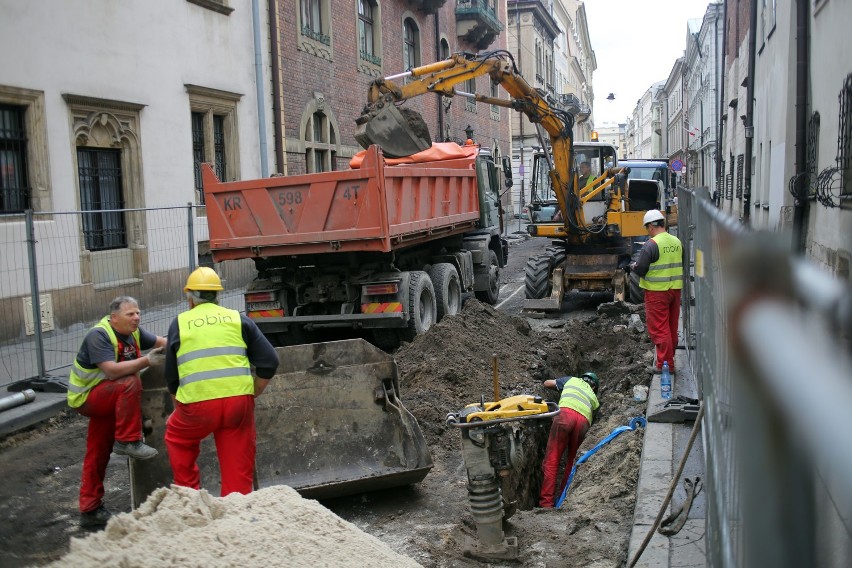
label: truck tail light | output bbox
[362,283,399,296]
[246,291,276,302]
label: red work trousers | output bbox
[644,288,682,371]
[539,407,590,508]
[165,395,256,496]
[75,374,143,513]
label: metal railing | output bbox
[679,187,852,566]
[0,204,256,389]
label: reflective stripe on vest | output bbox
[640,232,684,291]
[175,303,252,404]
[67,317,141,408]
[558,377,600,424]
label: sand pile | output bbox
[53,485,421,568]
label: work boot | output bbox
[80,504,112,528]
[113,440,158,460]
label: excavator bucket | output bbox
[129,339,432,506]
[354,103,432,158]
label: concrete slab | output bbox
[0,391,67,437]
[670,519,706,568]
[628,523,670,567]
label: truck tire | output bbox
[525,254,551,299]
[428,263,461,321]
[474,250,500,305]
[401,271,436,341]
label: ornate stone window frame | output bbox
[0,85,51,213]
[297,0,333,62]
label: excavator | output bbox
[355,50,656,311]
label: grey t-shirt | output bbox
[75,325,158,369]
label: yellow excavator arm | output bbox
[355,51,602,233]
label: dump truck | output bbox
[353,50,658,313]
[201,143,509,348]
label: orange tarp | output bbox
[349,142,478,169]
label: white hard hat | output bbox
[643,209,665,225]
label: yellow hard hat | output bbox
[184,266,224,292]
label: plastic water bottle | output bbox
[660,362,672,400]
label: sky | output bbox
[582,0,717,125]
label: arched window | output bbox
[440,37,450,60]
[305,110,337,173]
[403,18,420,71]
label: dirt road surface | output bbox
[0,234,654,567]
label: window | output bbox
[78,148,127,251]
[440,38,450,60]
[490,82,500,120]
[299,0,330,51]
[305,111,337,173]
[839,74,852,195]
[0,86,50,212]
[358,0,380,65]
[403,18,420,71]
[186,85,242,204]
[465,78,477,113]
[0,104,29,212]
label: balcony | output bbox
[407,0,448,15]
[456,0,503,50]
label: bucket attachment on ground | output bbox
[130,339,432,506]
[648,395,700,423]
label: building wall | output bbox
[279,0,511,176]
[0,0,272,309]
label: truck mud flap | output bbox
[130,339,432,506]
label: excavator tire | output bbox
[545,245,567,270]
[428,263,462,321]
[525,254,552,299]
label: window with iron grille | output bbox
[0,104,30,213]
[465,78,477,113]
[191,111,227,204]
[726,155,734,200]
[187,85,240,205]
[191,112,204,193]
[736,154,744,198]
[838,74,852,195]
[301,0,329,44]
[358,0,381,65]
[78,148,127,251]
[403,19,420,73]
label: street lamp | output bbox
[464,125,474,141]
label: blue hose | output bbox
[555,416,647,508]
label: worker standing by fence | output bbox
[67,296,166,527]
[163,267,279,496]
[630,210,684,374]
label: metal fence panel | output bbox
[0,205,255,389]
[679,187,852,567]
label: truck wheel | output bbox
[474,250,500,305]
[401,271,436,341]
[428,263,461,321]
[525,254,551,299]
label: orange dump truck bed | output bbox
[203,144,483,262]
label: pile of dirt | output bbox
[360,298,656,566]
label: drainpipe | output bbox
[435,11,444,141]
[716,1,726,207]
[793,0,809,253]
[742,0,758,223]
[268,0,285,174]
[252,0,269,177]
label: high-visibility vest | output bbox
[175,303,253,404]
[67,316,140,408]
[639,232,684,291]
[558,377,600,424]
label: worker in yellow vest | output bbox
[629,209,684,374]
[68,296,166,527]
[539,372,601,508]
[163,267,279,496]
